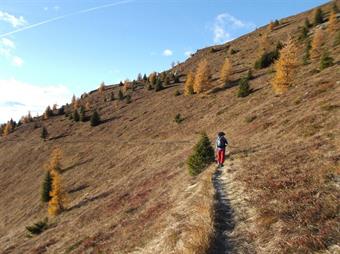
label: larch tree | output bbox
[44,106,53,120]
[193,59,209,94]
[184,71,194,95]
[48,169,65,216]
[41,170,52,203]
[220,57,232,85]
[48,148,62,173]
[3,122,12,136]
[328,10,337,35]
[311,28,324,58]
[149,72,157,86]
[271,37,299,94]
[313,8,324,26]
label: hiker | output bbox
[216,132,228,168]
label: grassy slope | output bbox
[0,1,339,253]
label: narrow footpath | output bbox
[209,164,235,254]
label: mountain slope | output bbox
[0,1,339,253]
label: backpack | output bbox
[217,136,228,149]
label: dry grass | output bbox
[135,166,215,254]
[0,1,339,253]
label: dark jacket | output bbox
[216,136,228,149]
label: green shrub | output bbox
[73,110,80,122]
[110,92,115,101]
[320,51,334,70]
[126,94,132,104]
[57,106,65,115]
[90,110,100,126]
[230,48,239,54]
[118,89,124,100]
[174,90,181,96]
[26,218,48,236]
[303,40,312,65]
[41,126,48,139]
[254,43,282,69]
[333,1,339,12]
[147,83,153,90]
[155,78,163,92]
[174,74,180,83]
[274,19,280,26]
[314,8,324,26]
[187,133,215,176]
[164,75,170,86]
[238,77,251,97]
[174,113,183,124]
[79,106,86,122]
[299,26,309,41]
[44,106,53,118]
[41,171,52,202]
[245,115,257,123]
[304,18,311,28]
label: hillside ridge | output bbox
[0,1,339,253]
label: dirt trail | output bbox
[209,164,235,254]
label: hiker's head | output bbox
[218,132,225,137]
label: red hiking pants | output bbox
[217,149,225,165]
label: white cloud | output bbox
[12,56,23,67]
[44,7,49,11]
[0,38,23,67]
[0,79,73,123]
[1,38,15,48]
[213,13,255,44]
[163,49,173,56]
[0,11,27,28]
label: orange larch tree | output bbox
[271,37,299,94]
[311,28,324,58]
[184,71,194,95]
[220,57,232,85]
[193,60,209,94]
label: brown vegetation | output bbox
[193,59,209,94]
[0,1,338,253]
[272,37,299,94]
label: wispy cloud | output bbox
[0,0,134,38]
[163,49,173,56]
[0,79,72,123]
[1,38,15,48]
[12,56,24,67]
[0,38,24,67]
[54,5,61,11]
[0,11,27,28]
[213,13,255,44]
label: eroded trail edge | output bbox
[209,166,235,254]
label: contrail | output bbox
[0,0,134,38]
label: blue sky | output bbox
[0,0,329,123]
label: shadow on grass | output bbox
[62,158,94,173]
[68,183,90,194]
[67,190,113,212]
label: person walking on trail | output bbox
[216,132,228,168]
